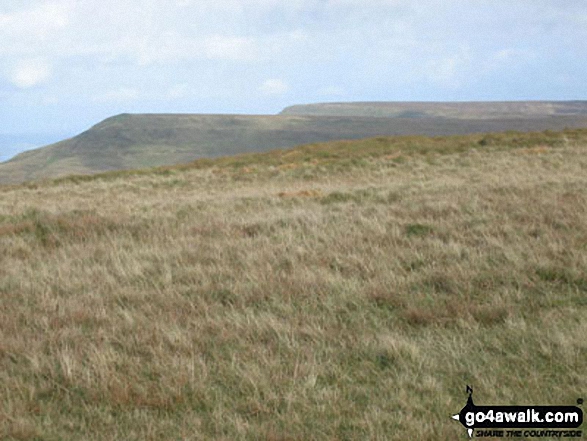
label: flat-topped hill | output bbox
[280,101,587,119]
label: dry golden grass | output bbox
[1,131,586,440]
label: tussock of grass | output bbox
[0,129,586,439]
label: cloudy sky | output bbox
[1,0,586,160]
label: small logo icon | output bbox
[451,386,584,438]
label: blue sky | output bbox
[1,0,587,160]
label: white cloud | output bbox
[90,32,261,66]
[259,79,290,96]
[0,1,264,64]
[2,0,587,135]
[0,0,426,67]
[9,59,51,89]
[0,1,72,41]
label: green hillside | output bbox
[2,105,587,185]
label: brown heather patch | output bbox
[277,162,300,170]
[381,151,404,161]
[0,131,586,439]
[515,145,551,155]
[0,220,34,237]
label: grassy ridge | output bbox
[3,112,587,185]
[1,129,586,439]
[34,128,587,185]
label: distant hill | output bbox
[280,101,587,119]
[2,104,587,185]
[0,133,67,162]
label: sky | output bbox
[1,0,587,160]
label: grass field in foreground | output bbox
[1,130,586,440]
